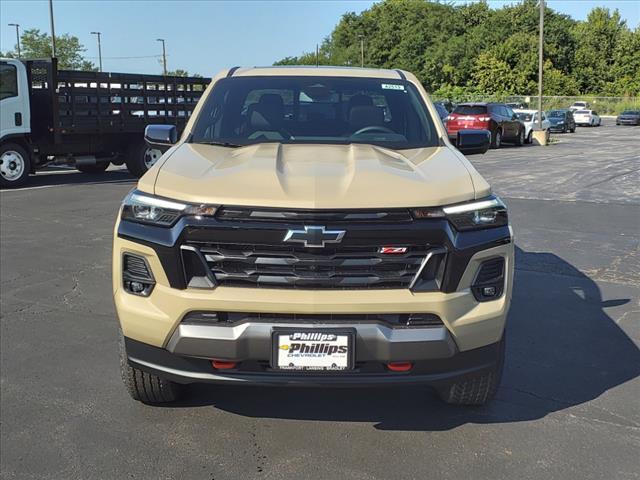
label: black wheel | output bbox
[76,162,109,174]
[491,129,502,149]
[119,333,182,404]
[125,140,164,178]
[0,142,31,188]
[526,131,533,144]
[515,128,525,146]
[562,125,567,133]
[570,126,576,133]
[436,333,505,406]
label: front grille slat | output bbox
[185,241,438,290]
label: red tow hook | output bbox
[387,362,413,372]
[211,360,237,370]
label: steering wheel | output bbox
[352,125,396,136]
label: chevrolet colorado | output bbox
[114,66,513,406]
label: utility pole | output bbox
[358,34,364,68]
[91,31,102,72]
[157,38,167,76]
[8,23,20,58]
[316,44,319,67]
[538,0,544,129]
[48,0,57,58]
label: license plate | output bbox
[272,329,354,371]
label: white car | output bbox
[514,109,550,144]
[569,101,589,111]
[574,109,601,127]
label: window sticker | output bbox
[381,83,405,91]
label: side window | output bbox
[592,111,598,116]
[0,62,19,101]
[504,106,515,118]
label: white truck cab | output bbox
[0,58,32,186]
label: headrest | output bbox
[248,94,284,129]
[348,94,373,109]
[349,105,384,130]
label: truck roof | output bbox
[227,66,407,80]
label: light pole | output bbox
[538,0,544,129]
[90,31,102,72]
[8,23,20,58]
[157,38,167,76]
[48,0,57,58]
[358,34,364,68]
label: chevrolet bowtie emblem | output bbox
[283,226,346,248]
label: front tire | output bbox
[0,143,31,188]
[515,128,525,146]
[125,141,164,178]
[526,131,533,144]
[119,334,182,404]
[491,129,502,149]
[436,334,505,406]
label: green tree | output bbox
[572,8,627,93]
[19,28,95,70]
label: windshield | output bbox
[453,105,487,115]
[621,110,640,115]
[548,110,566,118]
[575,110,590,114]
[572,103,586,107]
[189,76,439,149]
[516,112,533,122]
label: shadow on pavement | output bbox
[167,246,639,431]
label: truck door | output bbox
[0,60,30,141]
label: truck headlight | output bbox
[442,196,508,231]
[121,190,218,227]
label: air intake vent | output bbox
[123,254,152,280]
[475,257,504,283]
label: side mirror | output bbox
[144,124,177,151]
[456,129,490,155]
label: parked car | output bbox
[574,109,601,127]
[547,109,576,133]
[514,109,550,144]
[616,110,640,126]
[506,102,527,109]
[115,66,512,407]
[569,101,589,111]
[446,102,525,148]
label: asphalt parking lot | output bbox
[1,119,638,480]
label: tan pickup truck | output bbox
[113,66,513,406]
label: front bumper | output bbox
[125,335,502,386]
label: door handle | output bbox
[14,112,22,126]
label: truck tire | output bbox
[0,143,31,188]
[76,162,109,174]
[126,141,163,178]
[119,334,182,404]
[436,334,505,406]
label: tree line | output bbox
[275,0,640,97]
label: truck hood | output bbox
[151,143,482,209]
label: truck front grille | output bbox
[182,242,444,290]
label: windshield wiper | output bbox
[194,141,243,148]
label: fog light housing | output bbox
[471,257,505,302]
[122,253,155,297]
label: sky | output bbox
[1,0,638,76]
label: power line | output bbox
[84,54,165,59]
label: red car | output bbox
[446,102,525,148]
